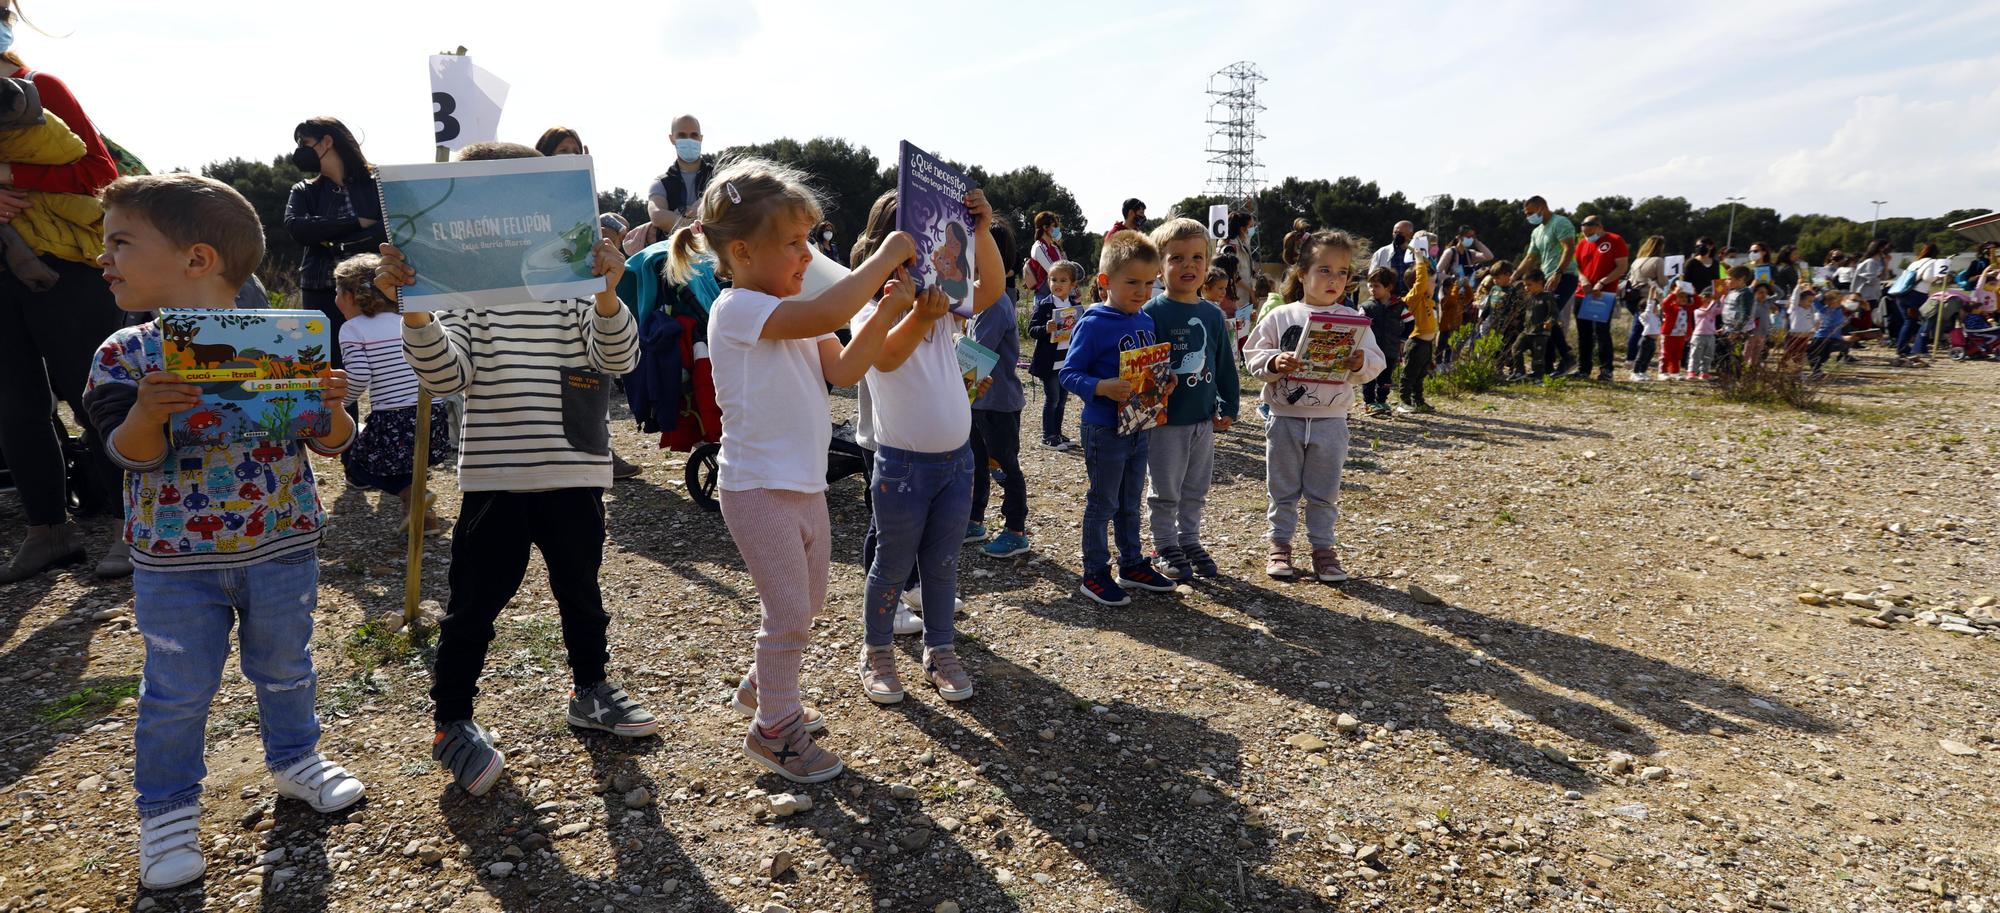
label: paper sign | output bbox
[1664,255,1685,278]
[378,154,602,310]
[1208,204,1230,240]
[428,55,509,151]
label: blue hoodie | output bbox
[1058,304,1158,429]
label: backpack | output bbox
[1886,261,1922,296]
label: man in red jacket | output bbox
[1572,214,1629,381]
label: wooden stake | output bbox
[402,140,451,626]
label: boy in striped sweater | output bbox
[375,142,651,798]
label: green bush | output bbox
[1425,327,1506,398]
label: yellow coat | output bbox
[1402,255,1438,340]
[1,110,104,264]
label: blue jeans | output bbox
[1038,378,1072,444]
[862,444,973,648]
[1893,290,1927,355]
[1079,421,1147,574]
[131,550,322,817]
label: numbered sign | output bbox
[1208,204,1230,240]
[428,55,510,151]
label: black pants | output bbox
[303,287,346,369]
[1632,336,1657,373]
[1363,341,1402,406]
[970,409,1027,533]
[0,256,125,524]
[1807,336,1847,371]
[1543,274,1579,369]
[430,488,611,724]
[1399,337,1434,405]
[1513,334,1549,376]
[1574,317,1615,375]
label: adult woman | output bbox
[1893,242,1951,360]
[812,220,841,262]
[284,117,384,367]
[1623,235,1668,366]
[1851,240,1890,334]
[1219,211,1257,294]
[1024,210,1062,297]
[534,126,584,157]
[0,1,128,581]
[1772,245,1801,294]
[1280,218,1310,266]
[1960,242,1995,289]
[1683,238,1720,299]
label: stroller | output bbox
[1940,290,1998,360]
[684,426,872,512]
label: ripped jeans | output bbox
[131,550,322,818]
[861,443,973,649]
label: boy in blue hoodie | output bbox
[1142,218,1239,579]
[1058,230,1178,606]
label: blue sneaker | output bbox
[1078,569,1131,606]
[964,522,989,544]
[981,530,1030,558]
[1118,561,1177,593]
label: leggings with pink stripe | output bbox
[718,487,830,730]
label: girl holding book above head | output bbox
[663,158,925,784]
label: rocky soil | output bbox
[1,353,1995,913]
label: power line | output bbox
[1204,61,1266,205]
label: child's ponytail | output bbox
[663,224,706,285]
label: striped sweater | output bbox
[401,300,637,492]
[340,312,421,411]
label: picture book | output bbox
[158,309,331,449]
[955,336,1000,404]
[1753,264,1773,286]
[1578,292,1616,323]
[1052,306,1079,348]
[1291,311,1371,387]
[1115,342,1173,436]
[376,154,602,311]
[896,141,977,318]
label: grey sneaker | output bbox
[730,677,826,733]
[923,646,974,702]
[743,716,844,784]
[567,682,659,737]
[859,645,905,705]
[432,720,505,797]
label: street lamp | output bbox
[1723,196,1746,251]
[1869,200,1887,239]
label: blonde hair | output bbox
[1281,229,1368,303]
[1098,229,1160,279]
[333,254,396,317]
[664,157,824,284]
[99,174,265,287]
[1148,217,1212,259]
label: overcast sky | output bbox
[23,0,1998,231]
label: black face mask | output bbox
[290,145,322,174]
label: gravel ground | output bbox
[1,350,1996,913]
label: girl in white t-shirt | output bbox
[664,158,929,784]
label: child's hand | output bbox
[376,243,430,327]
[1343,350,1366,371]
[1162,374,1179,395]
[1214,415,1234,432]
[1271,352,1302,374]
[1097,377,1135,402]
[591,238,626,290]
[912,286,950,322]
[879,268,916,320]
[974,375,994,399]
[964,190,993,232]
[131,372,200,424]
[318,370,349,411]
[1046,319,1060,333]
[880,231,918,269]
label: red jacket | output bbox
[7,68,118,194]
[1662,292,1693,338]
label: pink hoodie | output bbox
[1691,298,1722,337]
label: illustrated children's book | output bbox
[376,154,602,311]
[1052,305,1080,348]
[1290,311,1372,387]
[1115,342,1173,436]
[159,309,331,450]
[955,336,1000,404]
[896,141,976,318]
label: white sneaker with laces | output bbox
[138,805,205,890]
[273,752,366,813]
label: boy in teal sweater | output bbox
[1142,218,1240,579]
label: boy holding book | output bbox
[83,174,365,889]
[1058,230,1177,606]
[1142,218,1239,579]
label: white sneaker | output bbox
[139,805,205,890]
[1629,372,1646,381]
[273,753,366,813]
[892,604,923,635]
[899,589,965,616]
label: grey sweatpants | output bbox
[1688,335,1718,374]
[1146,421,1214,552]
[1265,414,1348,549]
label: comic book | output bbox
[158,309,331,449]
[1291,311,1372,386]
[896,141,977,318]
[1052,306,1079,347]
[1115,342,1172,435]
[955,336,1000,404]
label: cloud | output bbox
[1760,85,2000,216]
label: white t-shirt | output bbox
[707,288,834,493]
[850,302,970,454]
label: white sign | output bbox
[428,55,510,151]
[1664,255,1685,278]
[1208,204,1230,240]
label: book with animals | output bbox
[159,309,331,449]
[1114,342,1173,436]
[896,141,976,318]
[1291,311,1372,387]
[376,154,602,311]
[955,336,1000,404]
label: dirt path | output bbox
[1,353,1995,913]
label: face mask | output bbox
[290,145,322,174]
[822,231,833,242]
[1585,233,1602,244]
[1461,237,1474,249]
[1526,213,1543,227]
[0,22,13,55]
[674,138,702,161]
[1050,227,1063,242]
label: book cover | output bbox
[1291,312,1371,387]
[158,309,331,449]
[1577,292,1617,323]
[377,154,602,311]
[896,141,976,318]
[1115,342,1172,435]
[1753,264,1773,285]
[955,336,1000,404]
[1052,306,1079,348]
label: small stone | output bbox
[555,822,591,838]
[977,804,1003,824]
[1796,593,1825,606]
[486,861,515,878]
[622,787,654,809]
[1974,596,1996,609]
[1187,788,1216,807]
[1284,733,1330,753]
[934,903,963,913]
[136,899,158,912]
[770,793,812,817]
[1731,546,1763,559]
[1940,622,1982,635]
[1336,713,1362,734]
[760,905,793,913]
[1407,584,1442,605]
[889,784,918,800]
[402,839,423,857]
[1939,740,1980,758]
[1435,574,1466,586]
[1606,753,1634,775]
[501,846,524,860]
[1849,615,1892,630]
[1355,844,1382,865]
[1037,729,1055,742]
[1535,741,1569,765]
[897,828,934,851]
[1640,766,1668,782]
[936,816,962,833]
[1565,790,1584,801]
[1841,592,1878,608]
[239,807,266,829]
[75,774,103,794]
[764,849,795,879]
[418,846,446,865]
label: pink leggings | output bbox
[718,487,830,730]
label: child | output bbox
[971,223,1032,560]
[1631,295,1661,380]
[1143,219,1239,580]
[332,254,449,536]
[1721,269,1764,366]
[1397,255,1437,414]
[1058,230,1180,606]
[81,175,364,890]
[1659,284,1692,379]
[1689,288,1723,379]
[1508,270,1555,380]
[664,160,924,781]
[1806,293,1852,375]
[1243,230,1384,581]
[1200,267,1230,314]
[1027,260,1083,450]
[1359,267,1405,416]
[1783,282,1818,367]
[850,188,1006,706]
[377,142,650,798]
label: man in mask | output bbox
[644,114,712,236]
[1522,196,1579,375]
[1369,220,1419,296]
[1108,198,1146,238]
[1571,214,1628,380]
